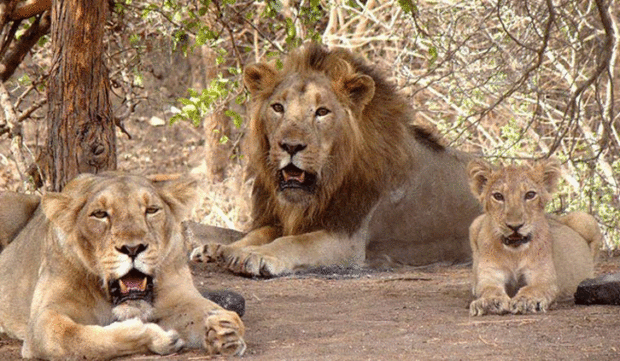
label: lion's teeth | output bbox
[140,278,147,291]
[119,280,128,294]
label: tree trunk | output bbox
[45,0,114,191]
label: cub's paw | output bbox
[469,296,511,316]
[205,309,246,356]
[510,296,550,314]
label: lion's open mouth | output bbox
[502,233,532,247]
[108,268,154,305]
[279,164,316,193]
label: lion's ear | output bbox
[152,177,199,221]
[535,157,561,195]
[244,63,276,95]
[41,192,77,232]
[467,158,493,199]
[42,173,97,232]
[343,74,375,107]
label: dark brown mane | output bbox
[248,43,446,236]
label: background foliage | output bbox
[0,0,618,246]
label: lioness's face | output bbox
[260,74,360,204]
[42,173,196,315]
[468,159,560,248]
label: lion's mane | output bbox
[247,43,442,236]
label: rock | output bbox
[574,273,620,305]
[202,290,246,317]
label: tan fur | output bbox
[0,173,245,360]
[0,192,40,250]
[467,158,600,316]
[191,43,481,276]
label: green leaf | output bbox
[225,109,244,128]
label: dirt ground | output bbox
[1,256,619,361]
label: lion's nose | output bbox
[279,141,306,156]
[506,223,524,233]
[116,244,148,259]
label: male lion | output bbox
[467,158,600,316]
[191,43,481,276]
[0,173,245,360]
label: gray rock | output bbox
[574,273,620,305]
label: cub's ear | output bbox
[152,176,199,222]
[535,157,561,195]
[343,73,375,107]
[467,158,493,200]
[244,63,277,95]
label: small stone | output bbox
[574,273,620,305]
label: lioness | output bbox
[467,158,600,316]
[0,173,245,359]
[191,43,481,276]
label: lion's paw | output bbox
[205,245,291,277]
[469,296,511,316]
[108,318,184,355]
[204,309,246,356]
[509,296,550,314]
[143,323,184,355]
[190,243,221,263]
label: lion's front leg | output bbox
[509,262,559,314]
[23,311,184,360]
[192,230,364,277]
[157,299,246,356]
[470,267,511,316]
[510,281,559,314]
[155,269,246,356]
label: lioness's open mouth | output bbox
[502,233,532,247]
[109,268,154,305]
[279,164,316,193]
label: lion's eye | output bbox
[492,192,504,201]
[315,107,330,117]
[524,191,537,200]
[271,103,284,113]
[145,206,160,215]
[90,210,108,219]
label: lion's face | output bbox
[468,158,560,248]
[244,53,375,207]
[41,173,196,319]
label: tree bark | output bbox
[45,0,115,191]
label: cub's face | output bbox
[468,159,560,248]
[42,173,196,319]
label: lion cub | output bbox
[467,158,600,316]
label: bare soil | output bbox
[1,257,619,361]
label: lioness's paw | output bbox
[144,323,184,355]
[510,296,550,314]
[469,296,511,316]
[108,319,184,355]
[205,309,246,356]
